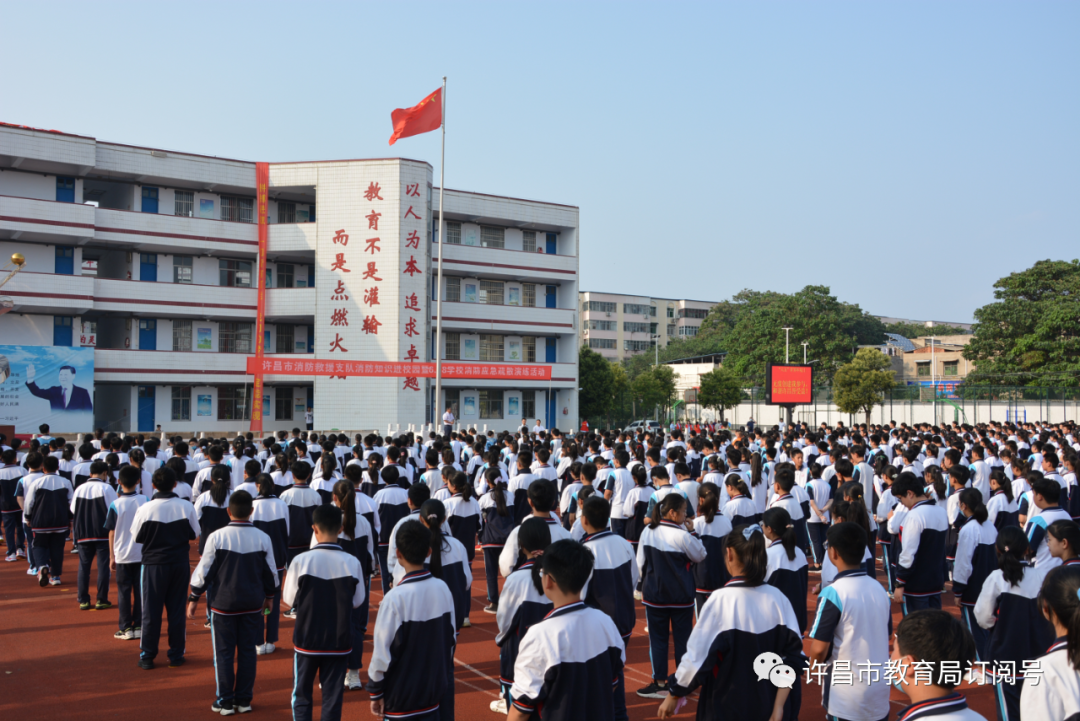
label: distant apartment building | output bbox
[579,291,717,361]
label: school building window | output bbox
[624,322,650,333]
[443,221,462,245]
[275,387,294,420]
[678,308,709,319]
[221,196,254,223]
[679,325,699,337]
[480,334,503,362]
[445,332,460,360]
[521,390,536,419]
[219,259,252,287]
[587,320,615,331]
[943,360,959,377]
[217,387,250,420]
[667,324,677,336]
[172,319,192,351]
[589,338,617,350]
[479,280,504,305]
[522,230,536,252]
[171,386,191,421]
[623,303,651,316]
[479,390,502,419]
[173,256,193,284]
[446,277,461,302]
[585,301,617,313]
[480,226,504,249]
[276,325,295,354]
[219,322,253,354]
[667,307,675,318]
[277,263,295,288]
[174,190,194,217]
[916,362,931,377]
[277,201,296,224]
[523,283,536,307]
[624,340,652,352]
[523,336,536,362]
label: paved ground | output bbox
[0,541,1000,720]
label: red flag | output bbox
[389,87,442,145]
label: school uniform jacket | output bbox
[24,473,73,533]
[279,483,321,551]
[636,520,707,608]
[495,560,553,687]
[372,485,410,547]
[499,517,572,577]
[667,580,805,721]
[1025,506,1073,568]
[193,491,233,555]
[444,493,481,561]
[768,492,808,552]
[103,492,148,564]
[130,492,201,565]
[508,472,539,524]
[896,499,950,596]
[581,529,639,638]
[623,484,653,545]
[985,490,1017,530]
[308,517,374,578]
[692,514,732,595]
[193,464,225,495]
[310,475,339,505]
[973,565,1054,671]
[190,521,279,614]
[71,461,94,489]
[250,495,289,571]
[722,494,760,529]
[510,602,625,721]
[282,542,365,654]
[385,510,452,581]
[1019,637,1080,721]
[0,464,25,515]
[895,693,986,721]
[70,479,117,542]
[766,541,809,633]
[478,490,515,549]
[809,569,892,721]
[367,570,456,718]
[951,518,998,605]
[271,470,294,498]
[176,457,200,485]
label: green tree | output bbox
[696,367,744,420]
[652,364,677,408]
[578,346,616,420]
[834,348,897,424]
[609,364,632,427]
[964,259,1080,386]
[883,322,970,340]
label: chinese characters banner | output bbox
[248,357,551,380]
[250,161,270,432]
[398,171,428,394]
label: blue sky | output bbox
[3,1,1077,323]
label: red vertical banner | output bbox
[250,162,269,432]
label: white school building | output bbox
[0,122,580,435]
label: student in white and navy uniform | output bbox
[0,449,27,560]
[187,490,279,715]
[443,472,481,567]
[767,468,809,556]
[171,441,200,485]
[1019,565,1080,721]
[951,488,998,662]
[986,468,1018,530]
[762,507,809,634]
[723,474,759,530]
[807,522,892,721]
[604,451,635,538]
[23,455,73,586]
[691,482,732,611]
[71,460,117,608]
[373,466,410,593]
[510,539,626,721]
[283,505,364,721]
[494,518,553,714]
[106,466,148,639]
[71,443,95,489]
[508,451,539,525]
[479,470,515,613]
[804,466,831,568]
[249,473,289,654]
[164,457,195,502]
[974,527,1054,721]
[279,462,320,572]
[580,496,638,721]
[658,524,804,721]
[310,454,341,505]
[193,446,227,494]
[893,473,950,613]
[499,480,572,577]
[1025,476,1073,569]
[131,466,201,668]
[403,500,472,630]
[635,492,707,698]
[890,610,987,721]
[194,466,233,555]
[368,519,456,721]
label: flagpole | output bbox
[434,76,447,431]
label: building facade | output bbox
[0,123,578,434]
[579,291,717,361]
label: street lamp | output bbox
[782,327,793,364]
[801,341,809,364]
[651,334,661,366]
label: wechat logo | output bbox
[754,652,797,689]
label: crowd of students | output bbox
[2,417,1080,721]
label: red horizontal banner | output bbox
[247,357,552,380]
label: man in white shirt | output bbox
[442,407,455,440]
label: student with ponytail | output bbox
[657,523,804,721]
[952,488,997,662]
[479,467,514,614]
[635,493,706,699]
[194,465,232,555]
[249,473,288,655]
[692,482,732,611]
[762,507,809,633]
[986,468,1018,530]
[1048,519,1080,566]
[1019,565,1080,720]
[417,499,472,631]
[748,453,767,514]
[722,474,759,528]
[310,453,340,505]
[974,527,1054,721]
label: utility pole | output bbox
[801,341,809,364]
[782,327,793,427]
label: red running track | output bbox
[0,541,999,720]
